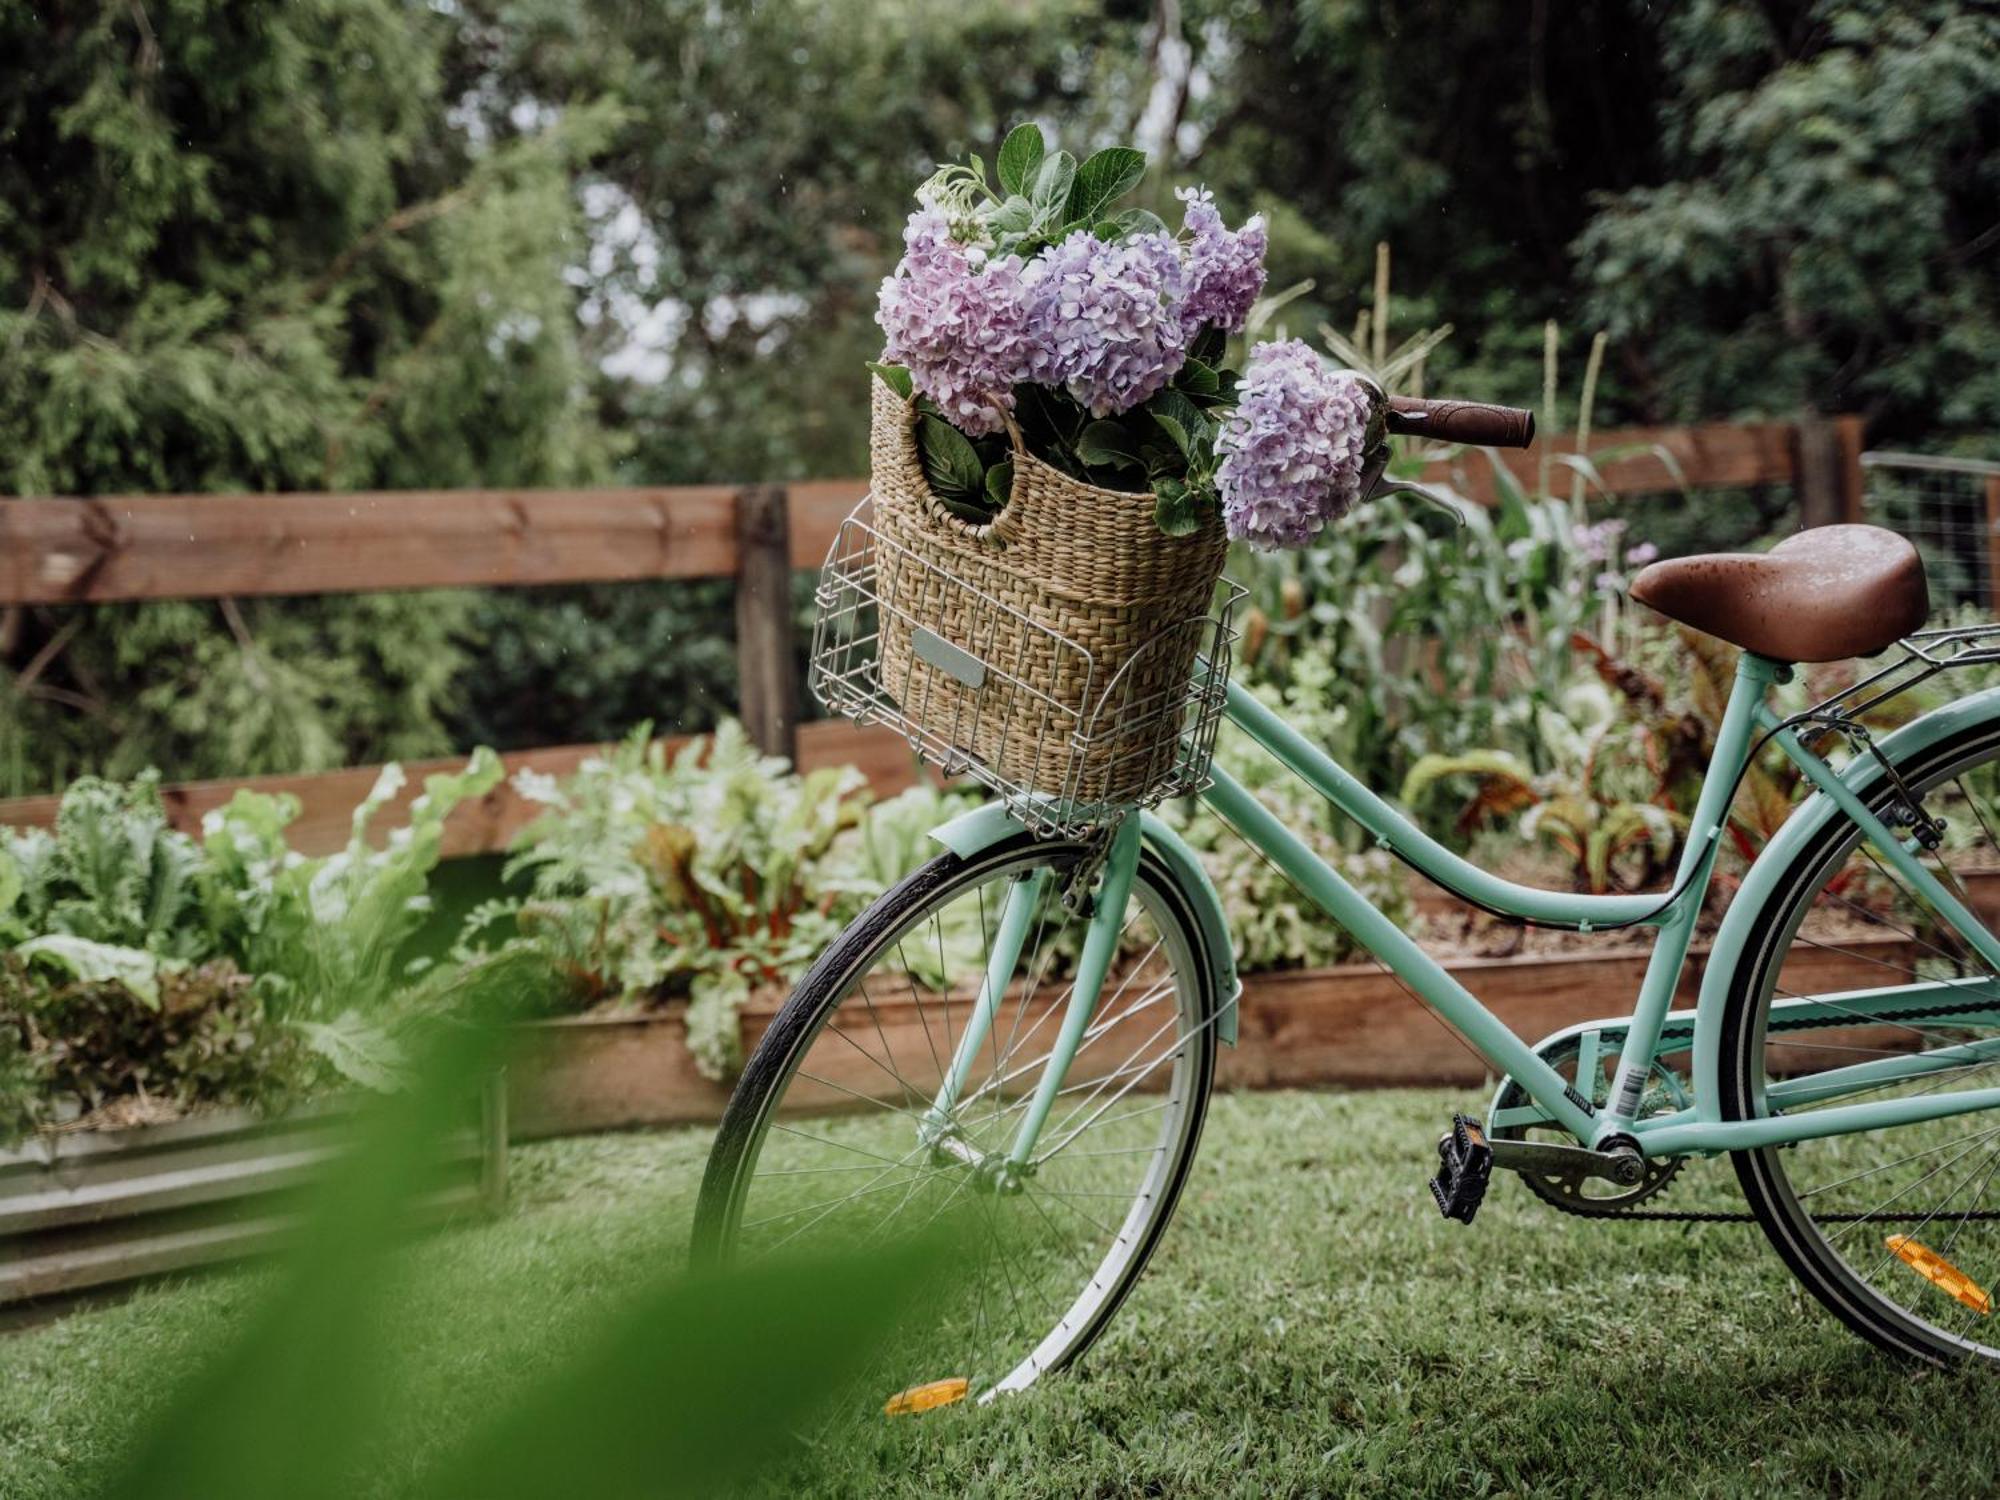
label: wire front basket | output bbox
[811,503,1245,838]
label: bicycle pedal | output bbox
[1429,1113,1492,1225]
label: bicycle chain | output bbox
[1516,995,2000,1223]
[1527,1198,2000,1225]
[1520,1149,2000,1225]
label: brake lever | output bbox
[1357,440,1467,525]
[1352,375,1468,522]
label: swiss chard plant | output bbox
[461,722,872,1079]
[458,725,986,1080]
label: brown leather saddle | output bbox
[1628,524,1929,663]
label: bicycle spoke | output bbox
[1797,1123,2000,1201]
[820,1019,924,1110]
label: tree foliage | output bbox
[0,0,615,792]
[4,1,1997,794]
[444,0,1153,483]
[1576,0,2000,428]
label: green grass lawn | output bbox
[7,1088,2000,1497]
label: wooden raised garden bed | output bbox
[507,926,1926,1138]
[0,1081,507,1314]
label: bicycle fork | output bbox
[919,815,1144,1192]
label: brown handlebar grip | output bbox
[1384,396,1536,449]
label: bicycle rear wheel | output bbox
[692,829,1221,1405]
[1723,712,2000,1364]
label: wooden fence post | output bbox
[1986,474,2000,616]
[1794,412,1868,529]
[1835,414,1867,524]
[1795,415,1843,529]
[734,483,798,764]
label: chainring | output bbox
[1491,1044,1687,1217]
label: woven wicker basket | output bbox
[870,382,1229,807]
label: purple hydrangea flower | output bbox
[1177,186,1267,335]
[1022,229,1190,417]
[1215,340,1373,549]
[875,208,1036,436]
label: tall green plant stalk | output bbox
[1570,330,1609,516]
[1372,242,1391,372]
[1539,319,1559,503]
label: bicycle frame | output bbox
[934,648,2000,1167]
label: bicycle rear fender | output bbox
[929,802,1241,1045]
[1690,680,2000,1120]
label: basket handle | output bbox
[981,408,1036,546]
[996,407,1028,453]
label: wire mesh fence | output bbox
[1862,452,2000,613]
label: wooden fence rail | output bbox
[0,414,1864,853]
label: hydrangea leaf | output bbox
[983,460,1013,510]
[1029,150,1076,229]
[1174,357,1220,396]
[916,413,985,503]
[1076,420,1140,470]
[995,122,1045,197]
[1152,479,1203,537]
[1068,147,1145,223]
[865,361,913,400]
[1108,207,1170,240]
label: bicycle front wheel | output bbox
[692,828,1222,1405]
[1722,711,2000,1365]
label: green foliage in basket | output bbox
[877,357,1239,541]
[461,723,973,1079]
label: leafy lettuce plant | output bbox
[0,773,210,998]
[0,776,276,1136]
[0,751,507,1138]
[199,749,507,1086]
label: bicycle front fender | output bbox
[1690,681,2000,1120]
[929,802,1241,1045]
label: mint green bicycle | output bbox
[695,388,2000,1405]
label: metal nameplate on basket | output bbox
[911,627,987,690]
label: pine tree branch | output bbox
[301,186,475,307]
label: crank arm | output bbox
[1488,1138,1645,1188]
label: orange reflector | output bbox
[1884,1235,1993,1316]
[883,1377,970,1416]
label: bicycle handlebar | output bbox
[1383,395,1536,450]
